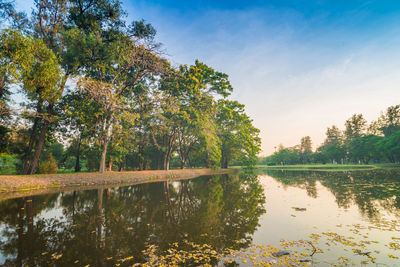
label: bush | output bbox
[0,153,20,174]
[38,153,58,174]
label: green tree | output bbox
[300,136,312,164]
[371,105,400,137]
[378,130,400,163]
[0,29,63,174]
[265,146,300,165]
[78,43,168,172]
[216,100,261,168]
[349,135,383,164]
[344,114,367,142]
[160,61,233,169]
[317,125,345,164]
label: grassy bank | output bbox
[256,163,400,172]
[0,168,235,200]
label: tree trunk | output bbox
[180,159,185,169]
[23,99,43,174]
[74,135,81,172]
[108,157,113,171]
[163,149,172,170]
[188,156,192,168]
[222,157,229,169]
[139,159,144,171]
[25,77,67,175]
[27,118,50,174]
[138,145,144,171]
[163,154,170,170]
[99,138,108,173]
[23,120,39,174]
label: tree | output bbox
[318,125,345,163]
[371,105,400,137]
[0,29,63,174]
[344,114,367,142]
[160,61,233,169]
[299,136,312,164]
[216,100,261,168]
[265,145,300,165]
[378,130,400,163]
[349,135,383,164]
[0,0,28,30]
[78,42,168,172]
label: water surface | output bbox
[0,169,399,266]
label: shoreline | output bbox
[0,168,236,200]
[256,163,400,172]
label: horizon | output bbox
[15,0,400,156]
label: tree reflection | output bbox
[0,171,265,266]
[264,169,400,219]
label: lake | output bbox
[0,169,400,266]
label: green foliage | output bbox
[349,135,383,163]
[38,153,58,174]
[85,146,101,172]
[217,100,261,168]
[0,1,260,174]
[344,113,367,142]
[263,146,301,165]
[0,153,20,174]
[264,104,400,166]
[0,29,63,104]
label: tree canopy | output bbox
[0,0,260,174]
[262,104,400,165]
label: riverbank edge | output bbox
[0,168,236,200]
[254,163,400,172]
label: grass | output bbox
[0,168,236,199]
[57,168,89,173]
[255,163,400,172]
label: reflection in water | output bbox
[0,172,266,266]
[264,169,400,220]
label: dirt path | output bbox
[0,168,236,200]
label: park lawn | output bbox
[0,168,235,200]
[255,163,400,171]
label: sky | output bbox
[15,0,400,155]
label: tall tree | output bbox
[217,100,260,168]
[344,114,367,142]
[0,29,63,174]
[318,125,345,163]
[371,105,400,137]
[78,41,168,172]
[160,61,233,169]
[299,136,312,164]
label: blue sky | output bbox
[15,0,400,155]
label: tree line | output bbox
[261,104,400,165]
[0,0,260,174]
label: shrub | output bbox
[0,153,20,174]
[38,153,58,174]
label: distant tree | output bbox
[300,136,312,164]
[349,135,383,164]
[371,105,400,137]
[317,125,345,164]
[344,114,367,142]
[262,144,301,165]
[378,130,400,163]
